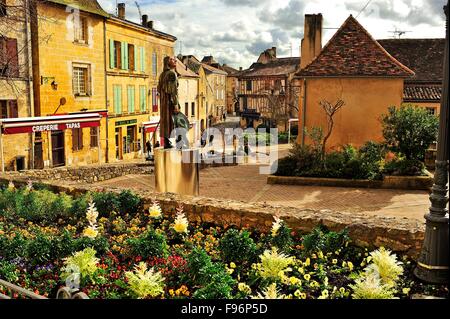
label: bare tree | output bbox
[319,99,345,157]
[261,83,300,130]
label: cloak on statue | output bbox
[157,57,179,146]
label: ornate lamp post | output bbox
[414,1,449,284]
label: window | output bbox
[191,102,195,117]
[0,38,19,77]
[113,85,122,114]
[110,40,121,69]
[127,85,135,113]
[72,128,83,151]
[152,52,157,76]
[0,100,18,118]
[185,102,189,116]
[426,107,437,116]
[152,87,158,112]
[139,86,147,112]
[74,17,88,43]
[246,80,252,91]
[90,127,98,147]
[128,44,135,71]
[0,0,6,17]
[72,64,90,96]
[123,126,136,154]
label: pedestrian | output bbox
[146,140,152,158]
[154,141,160,149]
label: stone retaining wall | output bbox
[268,175,434,191]
[1,178,425,259]
[2,163,153,184]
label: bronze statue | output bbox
[158,56,179,149]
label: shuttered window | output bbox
[90,127,98,148]
[74,17,88,43]
[121,42,128,70]
[127,85,135,113]
[139,86,147,112]
[152,87,158,112]
[72,128,83,151]
[109,39,115,69]
[0,38,19,77]
[0,0,6,17]
[0,100,18,118]
[113,85,122,114]
[152,52,157,76]
[140,47,145,72]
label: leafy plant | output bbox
[350,273,396,299]
[26,233,54,265]
[90,192,120,217]
[383,158,425,176]
[117,190,142,215]
[366,247,403,287]
[219,229,257,265]
[61,247,99,284]
[301,227,349,254]
[127,227,168,259]
[270,218,293,253]
[381,105,439,161]
[256,248,294,281]
[125,262,165,299]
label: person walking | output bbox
[146,140,152,158]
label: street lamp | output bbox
[414,1,449,284]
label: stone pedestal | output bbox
[154,148,199,196]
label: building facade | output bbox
[106,4,175,162]
[296,14,414,149]
[0,0,34,171]
[238,47,300,131]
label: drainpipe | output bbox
[29,0,40,117]
[301,79,307,146]
[24,0,34,169]
[103,18,109,163]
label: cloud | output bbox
[258,0,306,30]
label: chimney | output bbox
[239,67,243,71]
[147,21,153,29]
[117,3,125,19]
[271,46,277,57]
[142,14,148,26]
[300,14,323,69]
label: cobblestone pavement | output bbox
[93,146,432,222]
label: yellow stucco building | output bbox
[105,5,175,162]
[0,0,34,171]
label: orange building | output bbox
[296,15,415,150]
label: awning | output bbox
[0,113,103,135]
[142,121,160,133]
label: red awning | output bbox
[0,113,102,135]
[142,121,159,133]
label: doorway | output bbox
[51,130,65,167]
[33,132,44,169]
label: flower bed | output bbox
[0,184,447,299]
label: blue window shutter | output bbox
[109,39,115,69]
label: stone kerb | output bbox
[0,178,425,258]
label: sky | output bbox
[97,0,446,69]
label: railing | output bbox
[0,279,89,299]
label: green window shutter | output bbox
[109,39,115,69]
[134,44,138,72]
[124,42,129,70]
[128,86,135,113]
[140,86,146,112]
[141,47,145,72]
[120,42,126,70]
[114,85,122,114]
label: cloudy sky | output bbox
[97,0,446,69]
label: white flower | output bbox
[86,201,99,226]
[252,283,288,299]
[7,181,15,190]
[271,216,283,237]
[149,202,162,219]
[26,180,33,191]
[173,212,189,234]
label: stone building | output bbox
[106,3,175,162]
[0,0,34,171]
[238,47,300,131]
[296,14,414,149]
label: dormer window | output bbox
[74,17,88,44]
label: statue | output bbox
[158,56,190,150]
[158,56,179,149]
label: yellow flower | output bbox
[149,203,162,219]
[312,253,317,259]
[294,290,301,297]
[332,259,338,264]
[342,261,347,267]
[297,267,304,274]
[303,274,311,281]
[347,261,354,271]
[300,292,307,299]
[339,287,346,294]
[227,268,234,275]
[83,226,98,239]
[173,213,189,234]
[238,283,252,294]
[230,262,236,269]
[321,289,329,298]
[323,277,329,287]
[318,251,324,259]
[402,288,411,295]
[289,277,301,286]
[305,258,311,267]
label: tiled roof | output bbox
[220,64,239,75]
[297,15,415,78]
[378,39,445,82]
[46,0,109,17]
[403,83,442,102]
[239,57,299,78]
[201,63,228,75]
[176,58,199,78]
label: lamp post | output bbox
[414,1,449,284]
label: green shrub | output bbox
[219,229,257,265]
[323,152,346,177]
[301,227,350,254]
[0,232,27,260]
[358,141,386,180]
[381,105,439,161]
[26,233,54,265]
[73,236,110,256]
[69,194,90,220]
[127,227,168,259]
[117,190,142,215]
[0,260,19,282]
[273,157,297,176]
[289,144,321,173]
[383,158,425,176]
[91,192,120,217]
[271,223,293,253]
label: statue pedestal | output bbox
[154,148,200,196]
